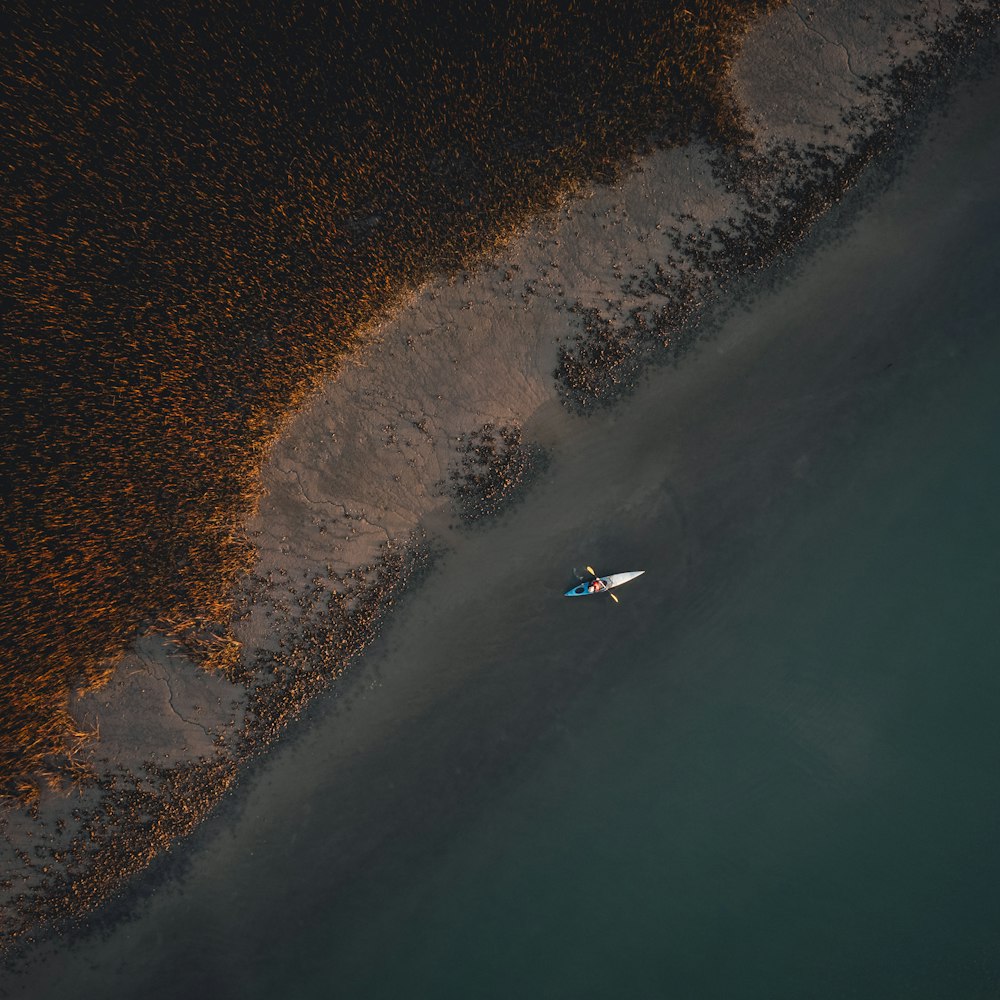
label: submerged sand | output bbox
[1,0,995,949]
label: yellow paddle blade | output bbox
[586,565,596,577]
[610,592,619,603]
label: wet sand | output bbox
[1,0,997,956]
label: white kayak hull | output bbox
[564,570,644,597]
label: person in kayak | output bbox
[589,578,604,593]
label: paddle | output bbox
[586,566,619,604]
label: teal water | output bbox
[311,332,1000,999]
[279,77,1000,998]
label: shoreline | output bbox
[2,0,997,955]
[8,32,1000,995]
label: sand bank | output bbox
[1,0,995,950]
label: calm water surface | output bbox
[258,70,1000,1000]
[314,349,1000,999]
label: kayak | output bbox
[564,571,645,597]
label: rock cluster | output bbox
[447,424,548,524]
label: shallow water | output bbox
[270,72,1000,997]
[314,351,1000,1000]
[8,62,1000,1000]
